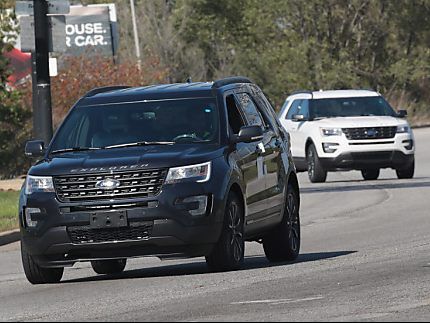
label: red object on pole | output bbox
[4,48,32,87]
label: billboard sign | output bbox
[65,5,118,57]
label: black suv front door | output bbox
[225,92,267,230]
[235,91,284,233]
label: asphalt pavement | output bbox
[1,128,430,321]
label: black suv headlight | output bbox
[165,162,211,184]
[25,175,55,195]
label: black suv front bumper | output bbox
[20,182,226,268]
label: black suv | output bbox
[20,77,301,284]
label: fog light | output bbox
[25,208,41,228]
[181,195,209,216]
[403,139,414,150]
[322,143,339,153]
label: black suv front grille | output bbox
[54,169,167,202]
[67,222,153,244]
[342,127,397,140]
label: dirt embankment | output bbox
[0,179,25,192]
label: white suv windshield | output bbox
[310,96,397,119]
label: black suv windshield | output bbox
[310,96,397,119]
[50,98,219,152]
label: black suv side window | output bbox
[236,92,265,129]
[286,100,302,119]
[226,94,245,135]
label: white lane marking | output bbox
[231,296,324,306]
[271,296,325,305]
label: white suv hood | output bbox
[314,116,406,128]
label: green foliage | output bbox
[173,0,430,111]
[0,191,20,232]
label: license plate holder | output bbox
[90,211,128,229]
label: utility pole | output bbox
[33,0,53,145]
[130,0,141,70]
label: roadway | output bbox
[1,128,430,321]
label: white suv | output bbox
[278,90,415,183]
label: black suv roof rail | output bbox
[84,86,131,98]
[212,76,252,89]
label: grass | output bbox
[0,191,20,233]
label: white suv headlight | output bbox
[25,175,55,195]
[165,162,211,184]
[321,128,343,136]
[397,125,410,133]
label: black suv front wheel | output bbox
[263,183,300,262]
[206,192,244,272]
[21,242,64,284]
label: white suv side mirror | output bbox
[292,114,307,122]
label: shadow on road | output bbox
[62,251,356,284]
[301,179,430,194]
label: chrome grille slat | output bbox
[55,174,164,185]
[54,168,167,202]
[342,126,397,140]
[57,181,164,193]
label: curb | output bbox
[0,229,20,247]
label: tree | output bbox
[0,0,32,178]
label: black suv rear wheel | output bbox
[21,242,64,284]
[206,192,244,272]
[263,184,300,262]
[91,259,127,275]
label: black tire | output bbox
[21,242,64,284]
[263,184,300,262]
[206,192,244,272]
[307,144,327,183]
[396,159,415,179]
[91,259,127,275]
[361,169,380,181]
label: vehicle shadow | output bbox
[62,251,356,284]
[301,179,430,194]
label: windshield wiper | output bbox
[50,147,102,155]
[104,141,175,149]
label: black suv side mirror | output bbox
[397,110,408,118]
[25,140,46,157]
[233,126,264,144]
[292,114,307,122]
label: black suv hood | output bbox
[29,144,225,176]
